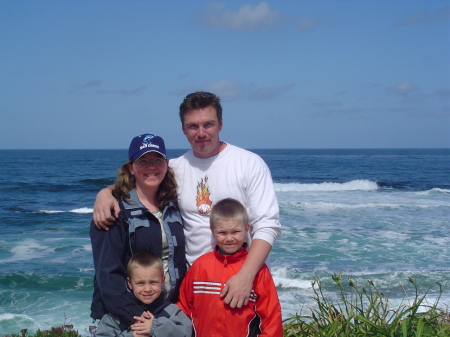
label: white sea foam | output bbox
[423,235,450,245]
[70,207,93,213]
[79,267,94,272]
[0,313,34,322]
[1,239,55,262]
[0,313,17,320]
[415,188,450,195]
[274,179,379,192]
[298,201,404,210]
[378,230,410,241]
[271,267,312,289]
[78,244,93,252]
[37,207,93,214]
[281,200,448,211]
[38,209,65,214]
[0,313,35,334]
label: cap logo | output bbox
[140,135,159,150]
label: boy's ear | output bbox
[127,277,132,290]
[161,275,166,286]
[245,222,250,232]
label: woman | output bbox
[90,133,187,331]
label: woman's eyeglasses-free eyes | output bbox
[134,158,166,167]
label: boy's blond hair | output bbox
[209,198,249,228]
[127,251,164,279]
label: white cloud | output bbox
[311,99,342,108]
[397,10,427,26]
[96,86,147,96]
[395,7,450,26]
[68,79,102,93]
[434,88,450,100]
[178,72,190,80]
[247,83,296,100]
[389,81,419,96]
[180,80,295,101]
[68,80,146,96]
[297,18,319,33]
[202,1,282,31]
[205,80,243,100]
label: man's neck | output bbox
[193,141,227,159]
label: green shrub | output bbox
[5,324,81,337]
[4,276,449,337]
[283,273,450,337]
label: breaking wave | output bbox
[274,179,379,192]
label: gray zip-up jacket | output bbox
[95,297,192,337]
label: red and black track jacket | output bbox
[177,245,283,337]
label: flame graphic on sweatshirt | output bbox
[196,176,212,216]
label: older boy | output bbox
[177,198,283,337]
[95,252,192,337]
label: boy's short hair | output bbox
[209,198,249,228]
[127,251,164,279]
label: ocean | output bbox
[0,148,449,335]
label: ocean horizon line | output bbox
[1,147,449,151]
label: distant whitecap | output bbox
[274,180,379,192]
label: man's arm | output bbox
[93,185,120,230]
[221,154,281,308]
[220,239,272,308]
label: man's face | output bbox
[182,105,223,159]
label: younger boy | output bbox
[95,252,192,337]
[177,198,283,337]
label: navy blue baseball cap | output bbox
[128,134,167,161]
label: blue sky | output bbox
[1,0,449,149]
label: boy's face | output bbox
[127,266,164,305]
[212,217,249,255]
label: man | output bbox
[93,91,281,308]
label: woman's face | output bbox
[128,152,168,192]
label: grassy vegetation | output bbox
[3,274,449,337]
[3,325,82,337]
[283,273,450,337]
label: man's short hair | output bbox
[179,91,222,125]
[127,251,164,279]
[210,198,249,228]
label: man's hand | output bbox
[220,239,273,308]
[93,186,120,230]
[131,311,154,336]
[220,270,253,308]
